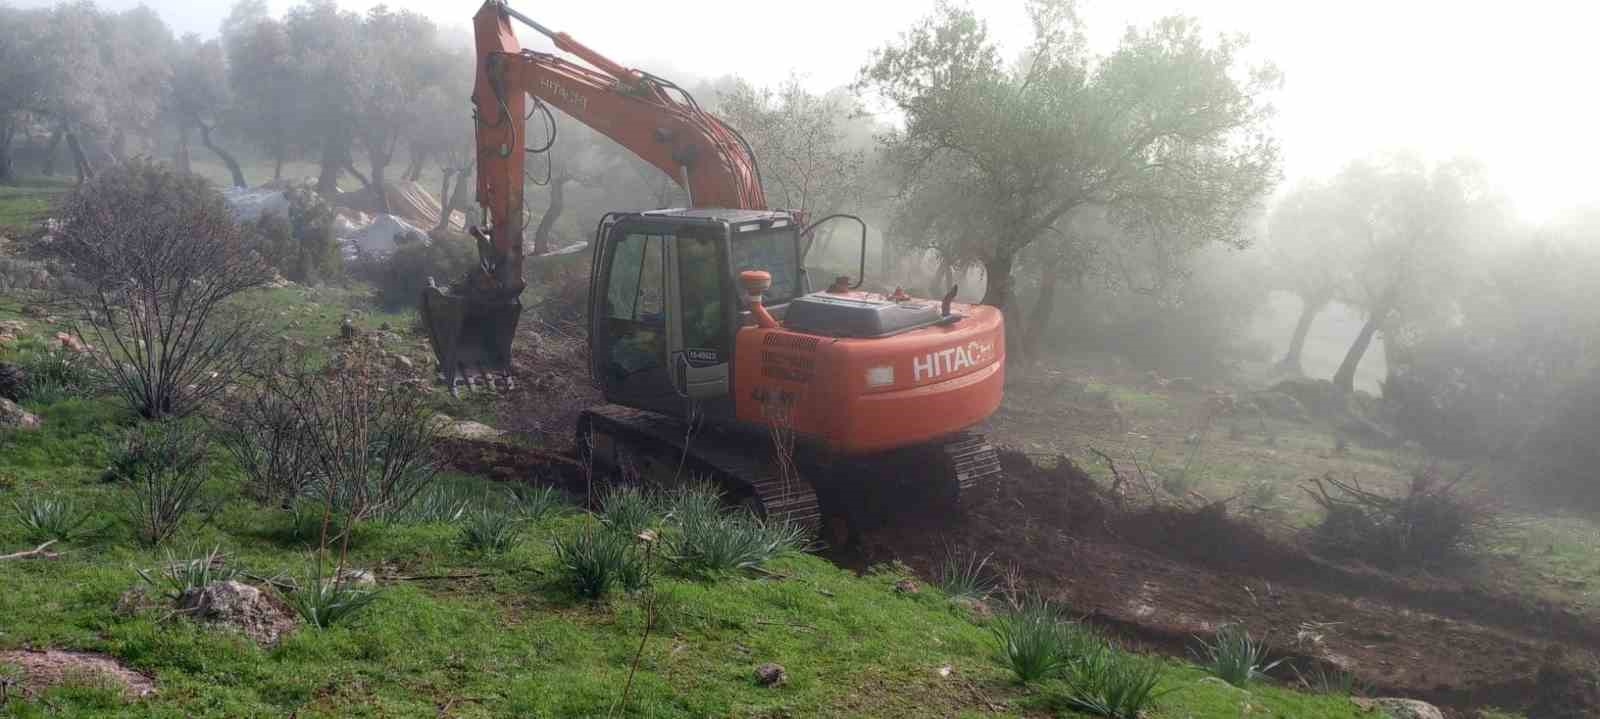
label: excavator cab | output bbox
[589,209,802,416]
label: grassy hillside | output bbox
[0,296,1381,718]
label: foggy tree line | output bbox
[0,0,469,209]
[3,0,1598,476]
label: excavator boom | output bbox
[423,0,770,392]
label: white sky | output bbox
[21,0,1600,222]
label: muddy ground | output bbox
[450,323,1600,716]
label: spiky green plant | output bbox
[598,485,658,535]
[991,600,1100,683]
[1056,643,1171,718]
[457,508,523,554]
[1193,624,1284,687]
[552,520,647,599]
[286,562,382,629]
[135,545,237,600]
[933,546,996,600]
[1292,663,1372,696]
[395,481,476,524]
[667,505,809,575]
[510,484,567,521]
[10,494,91,542]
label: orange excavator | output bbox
[422,1,1006,537]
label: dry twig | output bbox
[0,540,59,561]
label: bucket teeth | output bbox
[420,286,522,392]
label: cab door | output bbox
[591,226,679,415]
[666,228,732,400]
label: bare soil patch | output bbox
[0,648,155,701]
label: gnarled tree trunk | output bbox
[316,128,350,197]
[1279,291,1332,374]
[403,145,427,182]
[65,130,92,184]
[0,120,16,185]
[1333,301,1391,393]
[173,122,193,175]
[197,121,246,188]
[41,124,63,176]
[1023,253,1065,358]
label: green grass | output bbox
[0,389,1396,717]
[0,176,71,234]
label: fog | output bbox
[3,0,1598,500]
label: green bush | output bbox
[244,184,340,283]
[1056,643,1170,718]
[552,520,648,599]
[1192,624,1283,687]
[991,600,1100,683]
[10,494,91,542]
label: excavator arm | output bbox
[423,0,769,393]
[473,0,766,278]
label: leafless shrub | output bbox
[119,420,212,546]
[1303,468,1503,566]
[49,160,271,419]
[265,344,444,529]
[212,385,317,507]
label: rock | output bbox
[54,331,89,354]
[436,417,505,441]
[27,267,51,290]
[954,597,993,621]
[177,581,297,645]
[392,355,414,371]
[21,304,47,318]
[1350,697,1443,719]
[0,319,27,334]
[1251,391,1309,423]
[754,663,786,687]
[893,578,919,594]
[0,362,25,402]
[113,586,152,616]
[336,568,377,586]
[0,397,41,430]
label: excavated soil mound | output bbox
[832,449,1600,717]
[0,649,155,700]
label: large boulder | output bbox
[1352,697,1443,719]
[1,397,41,430]
[177,581,297,645]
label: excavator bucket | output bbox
[420,286,522,393]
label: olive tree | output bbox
[1265,180,1359,372]
[860,0,1279,355]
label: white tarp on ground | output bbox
[221,187,289,223]
[344,214,427,258]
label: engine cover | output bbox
[781,293,943,338]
